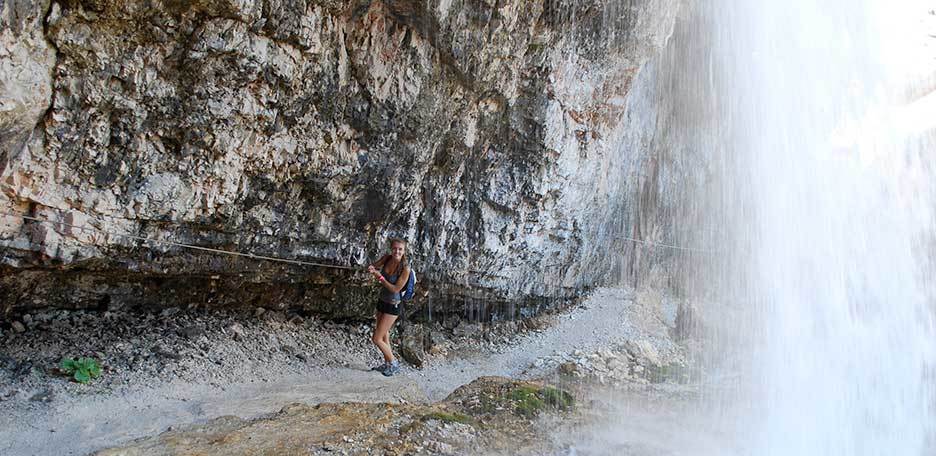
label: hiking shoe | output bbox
[371,362,389,373]
[382,360,401,377]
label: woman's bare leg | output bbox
[372,313,398,362]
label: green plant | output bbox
[59,357,102,384]
[510,386,545,417]
[540,386,574,410]
[509,385,575,417]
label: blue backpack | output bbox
[401,268,416,302]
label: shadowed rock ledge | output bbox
[0,0,687,320]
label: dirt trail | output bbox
[1,288,677,456]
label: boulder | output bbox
[400,324,428,368]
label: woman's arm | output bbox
[367,255,389,273]
[367,253,390,269]
[377,265,410,293]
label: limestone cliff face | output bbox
[0,0,683,319]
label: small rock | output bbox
[160,308,180,318]
[29,389,54,403]
[264,311,287,323]
[254,307,266,317]
[11,321,25,333]
[627,340,662,367]
[227,323,245,341]
[441,317,460,330]
[452,322,481,338]
[177,325,204,339]
[295,353,308,362]
[524,316,552,331]
[21,314,32,324]
[152,345,183,360]
[426,441,455,455]
[559,362,578,375]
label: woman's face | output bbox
[390,241,406,260]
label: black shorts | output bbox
[376,300,402,316]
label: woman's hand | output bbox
[367,265,377,274]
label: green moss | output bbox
[541,386,574,410]
[509,385,574,417]
[510,386,545,417]
[526,42,545,54]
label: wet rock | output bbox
[11,321,26,333]
[626,339,662,367]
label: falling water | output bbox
[570,1,936,454]
[702,0,936,454]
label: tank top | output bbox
[379,260,404,304]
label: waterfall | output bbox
[701,0,936,453]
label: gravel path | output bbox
[0,287,681,456]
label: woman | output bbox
[366,238,410,376]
